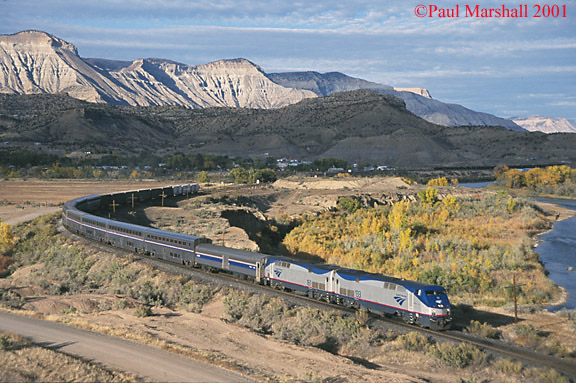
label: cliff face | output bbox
[110,58,315,108]
[512,116,576,134]
[0,30,521,129]
[0,31,314,109]
[0,31,112,103]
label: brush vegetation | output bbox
[495,165,576,197]
[0,212,573,382]
[0,331,141,382]
[284,189,557,306]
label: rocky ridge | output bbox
[512,116,576,134]
[2,91,575,168]
[1,30,521,129]
[268,71,522,130]
[0,31,314,109]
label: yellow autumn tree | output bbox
[0,221,14,252]
[388,201,409,231]
[427,177,449,186]
[0,221,14,275]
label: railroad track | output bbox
[57,183,576,378]
[61,223,576,378]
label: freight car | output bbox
[62,184,451,330]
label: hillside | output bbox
[268,71,523,130]
[1,91,575,168]
[1,30,521,129]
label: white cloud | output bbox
[0,0,574,119]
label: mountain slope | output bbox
[1,31,528,129]
[0,31,314,109]
[110,58,315,108]
[512,116,576,134]
[268,71,523,130]
[2,91,575,168]
[0,30,134,104]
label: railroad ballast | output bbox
[62,183,452,330]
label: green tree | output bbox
[197,171,210,183]
[337,197,362,213]
[253,169,277,183]
[230,167,249,184]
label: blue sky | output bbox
[1,0,575,120]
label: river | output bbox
[460,182,576,310]
[534,198,576,310]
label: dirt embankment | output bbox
[2,177,575,383]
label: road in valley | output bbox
[0,311,252,383]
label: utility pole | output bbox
[131,193,135,209]
[513,273,518,323]
[506,272,525,323]
[110,200,119,215]
[160,191,167,207]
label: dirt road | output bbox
[0,311,252,383]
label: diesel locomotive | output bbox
[62,183,451,330]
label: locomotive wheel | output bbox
[402,312,415,324]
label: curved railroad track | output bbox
[60,184,576,379]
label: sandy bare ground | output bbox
[0,177,439,382]
[0,179,168,225]
[0,310,251,383]
[0,179,168,205]
[2,177,575,382]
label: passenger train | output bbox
[62,183,452,330]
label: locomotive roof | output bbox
[336,268,444,290]
[196,243,268,262]
[267,257,445,291]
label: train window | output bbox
[425,290,435,295]
[437,290,446,295]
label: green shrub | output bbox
[428,342,489,368]
[464,320,501,339]
[493,358,523,374]
[527,367,570,383]
[133,305,153,318]
[398,331,431,352]
[223,290,251,321]
[0,333,12,350]
[178,281,214,313]
[223,291,286,334]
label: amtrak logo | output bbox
[274,269,282,278]
[394,295,406,306]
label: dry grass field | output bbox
[0,179,167,225]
